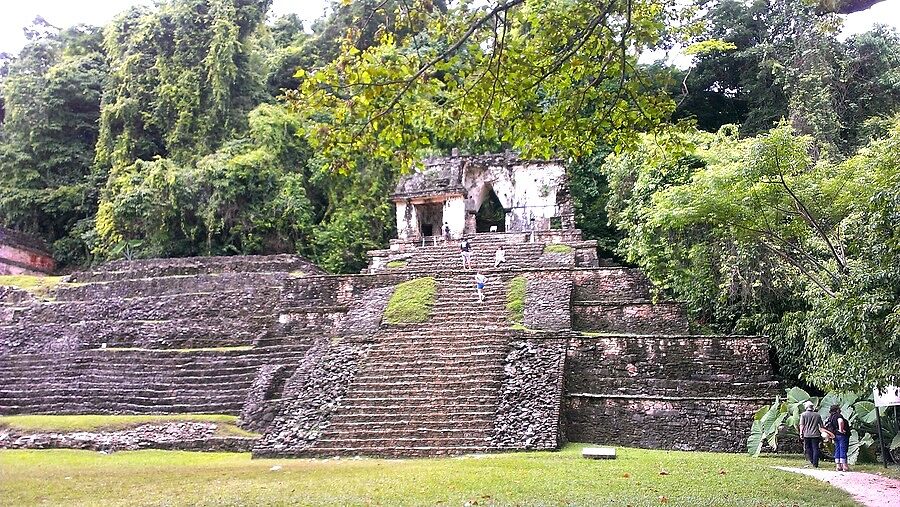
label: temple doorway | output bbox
[475,188,506,233]
[416,201,444,238]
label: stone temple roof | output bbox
[392,152,563,200]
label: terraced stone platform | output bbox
[1,234,779,456]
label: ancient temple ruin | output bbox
[0,226,55,276]
[393,153,574,240]
[0,154,779,456]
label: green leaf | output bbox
[747,419,765,456]
[787,387,811,405]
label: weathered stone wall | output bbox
[239,364,297,432]
[253,339,372,458]
[564,395,770,452]
[571,302,689,334]
[0,422,256,452]
[523,272,572,331]
[572,268,651,301]
[563,335,779,452]
[337,286,395,336]
[0,227,55,275]
[493,336,567,450]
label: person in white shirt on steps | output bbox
[494,246,506,268]
[474,272,487,302]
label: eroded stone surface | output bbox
[0,422,255,452]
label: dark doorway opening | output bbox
[416,202,443,238]
[476,188,506,232]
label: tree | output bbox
[604,121,900,391]
[95,103,315,259]
[0,24,106,264]
[94,0,274,256]
[285,0,689,174]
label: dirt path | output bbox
[774,466,900,507]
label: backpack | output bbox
[826,413,850,435]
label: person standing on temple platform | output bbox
[460,238,472,269]
[443,222,452,245]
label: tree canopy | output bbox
[0,0,897,388]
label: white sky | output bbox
[0,0,897,57]
[640,0,900,67]
[0,0,331,55]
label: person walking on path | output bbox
[494,246,506,268]
[798,400,825,468]
[474,272,487,302]
[460,238,472,269]
[826,404,851,472]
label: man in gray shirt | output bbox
[798,401,825,467]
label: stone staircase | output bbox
[0,255,330,419]
[428,273,512,328]
[0,345,312,415]
[404,241,545,272]
[302,329,510,457]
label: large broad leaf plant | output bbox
[747,387,898,464]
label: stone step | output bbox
[53,272,291,301]
[1,401,244,414]
[0,362,272,375]
[316,432,493,445]
[323,420,494,433]
[355,365,502,377]
[335,403,495,413]
[299,444,489,457]
[338,391,500,400]
[350,372,503,384]
[361,358,505,369]
[0,403,241,415]
[0,348,308,363]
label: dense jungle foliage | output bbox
[0,0,897,390]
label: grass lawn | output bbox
[0,414,257,437]
[0,274,64,298]
[0,444,874,506]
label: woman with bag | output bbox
[826,404,851,472]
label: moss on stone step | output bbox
[383,277,436,324]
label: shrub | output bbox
[383,277,436,324]
[507,276,526,324]
[746,386,899,465]
[543,244,573,254]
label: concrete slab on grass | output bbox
[582,447,616,459]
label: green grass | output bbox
[0,414,256,437]
[383,277,435,324]
[543,243,573,254]
[0,274,64,297]
[0,445,874,506]
[506,275,526,324]
[385,260,408,268]
[100,346,254,353]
